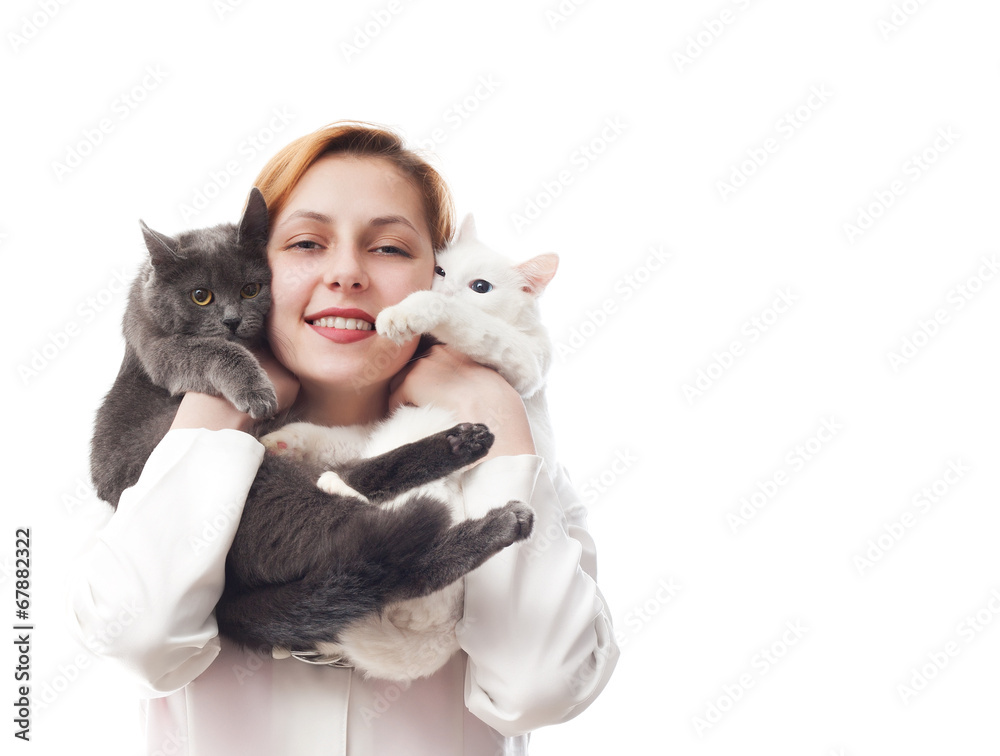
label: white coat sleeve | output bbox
[456,455,620,736]
[65,428,264,697]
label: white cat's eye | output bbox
[434,266,446,277]
[241,283,262,299]
[191,288,213,306]
[469,279,493,294]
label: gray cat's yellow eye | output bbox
[434,266,446,278]
[469,279,493,294]
[191,289,213,306]
[241,282,261,299]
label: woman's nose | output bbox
[322,247,368,291]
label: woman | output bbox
[68,122,618,755]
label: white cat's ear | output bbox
[140,220,181,266]
[455,213,477,243]
[516,253,559,295]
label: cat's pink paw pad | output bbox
[261,432,304,460]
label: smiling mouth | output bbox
[308,316,374,331]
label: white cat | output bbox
[377,215,558,470]
[262,215,558,682]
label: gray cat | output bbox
[90,190,533,652]
[90,188,277,505]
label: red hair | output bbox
[252,121,455,251]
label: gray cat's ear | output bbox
[455,213,477,244]
[237,187,269,249]
[140,220,181,266]
[516,253,559,295]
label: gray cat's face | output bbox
[146,226,272,342]
[139,188,272,342]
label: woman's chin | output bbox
[294,339,415,395]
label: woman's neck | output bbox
[294,379,391,427]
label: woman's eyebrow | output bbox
[370,215,417,232]
[279,209,332,227]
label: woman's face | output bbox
[266,154,435,400]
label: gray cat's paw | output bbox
[232,383,278,419]
[488,501,534,546]
[445,423,494,464]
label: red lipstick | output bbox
[305,307,377,344]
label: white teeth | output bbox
[311,316,373,331]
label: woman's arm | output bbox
[390,345,619,735]
[457,455,619,736]
[66,427,264,695]
[170,348,300,432]
[388,345,536,461]
[66,351,299,695]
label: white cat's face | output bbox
[431,217,558,321]
[432,240,526,318]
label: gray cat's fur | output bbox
[89,191,533,652]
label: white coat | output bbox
[67,428,619,755]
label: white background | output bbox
[3,0,999,754]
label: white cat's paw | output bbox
[376,292,444,344]
[261,424,313,461]
[375,306,421,345]
[317,471,369,502]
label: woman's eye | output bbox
[374,245,412,258]
[289,240,321,251]
[191,288,213,306]
[434,265,446,278]
[241,282,261,299]
[469,279,493,294]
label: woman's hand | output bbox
[255,346,301,414]
[170,346,300,433]
[389,344,535,461]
